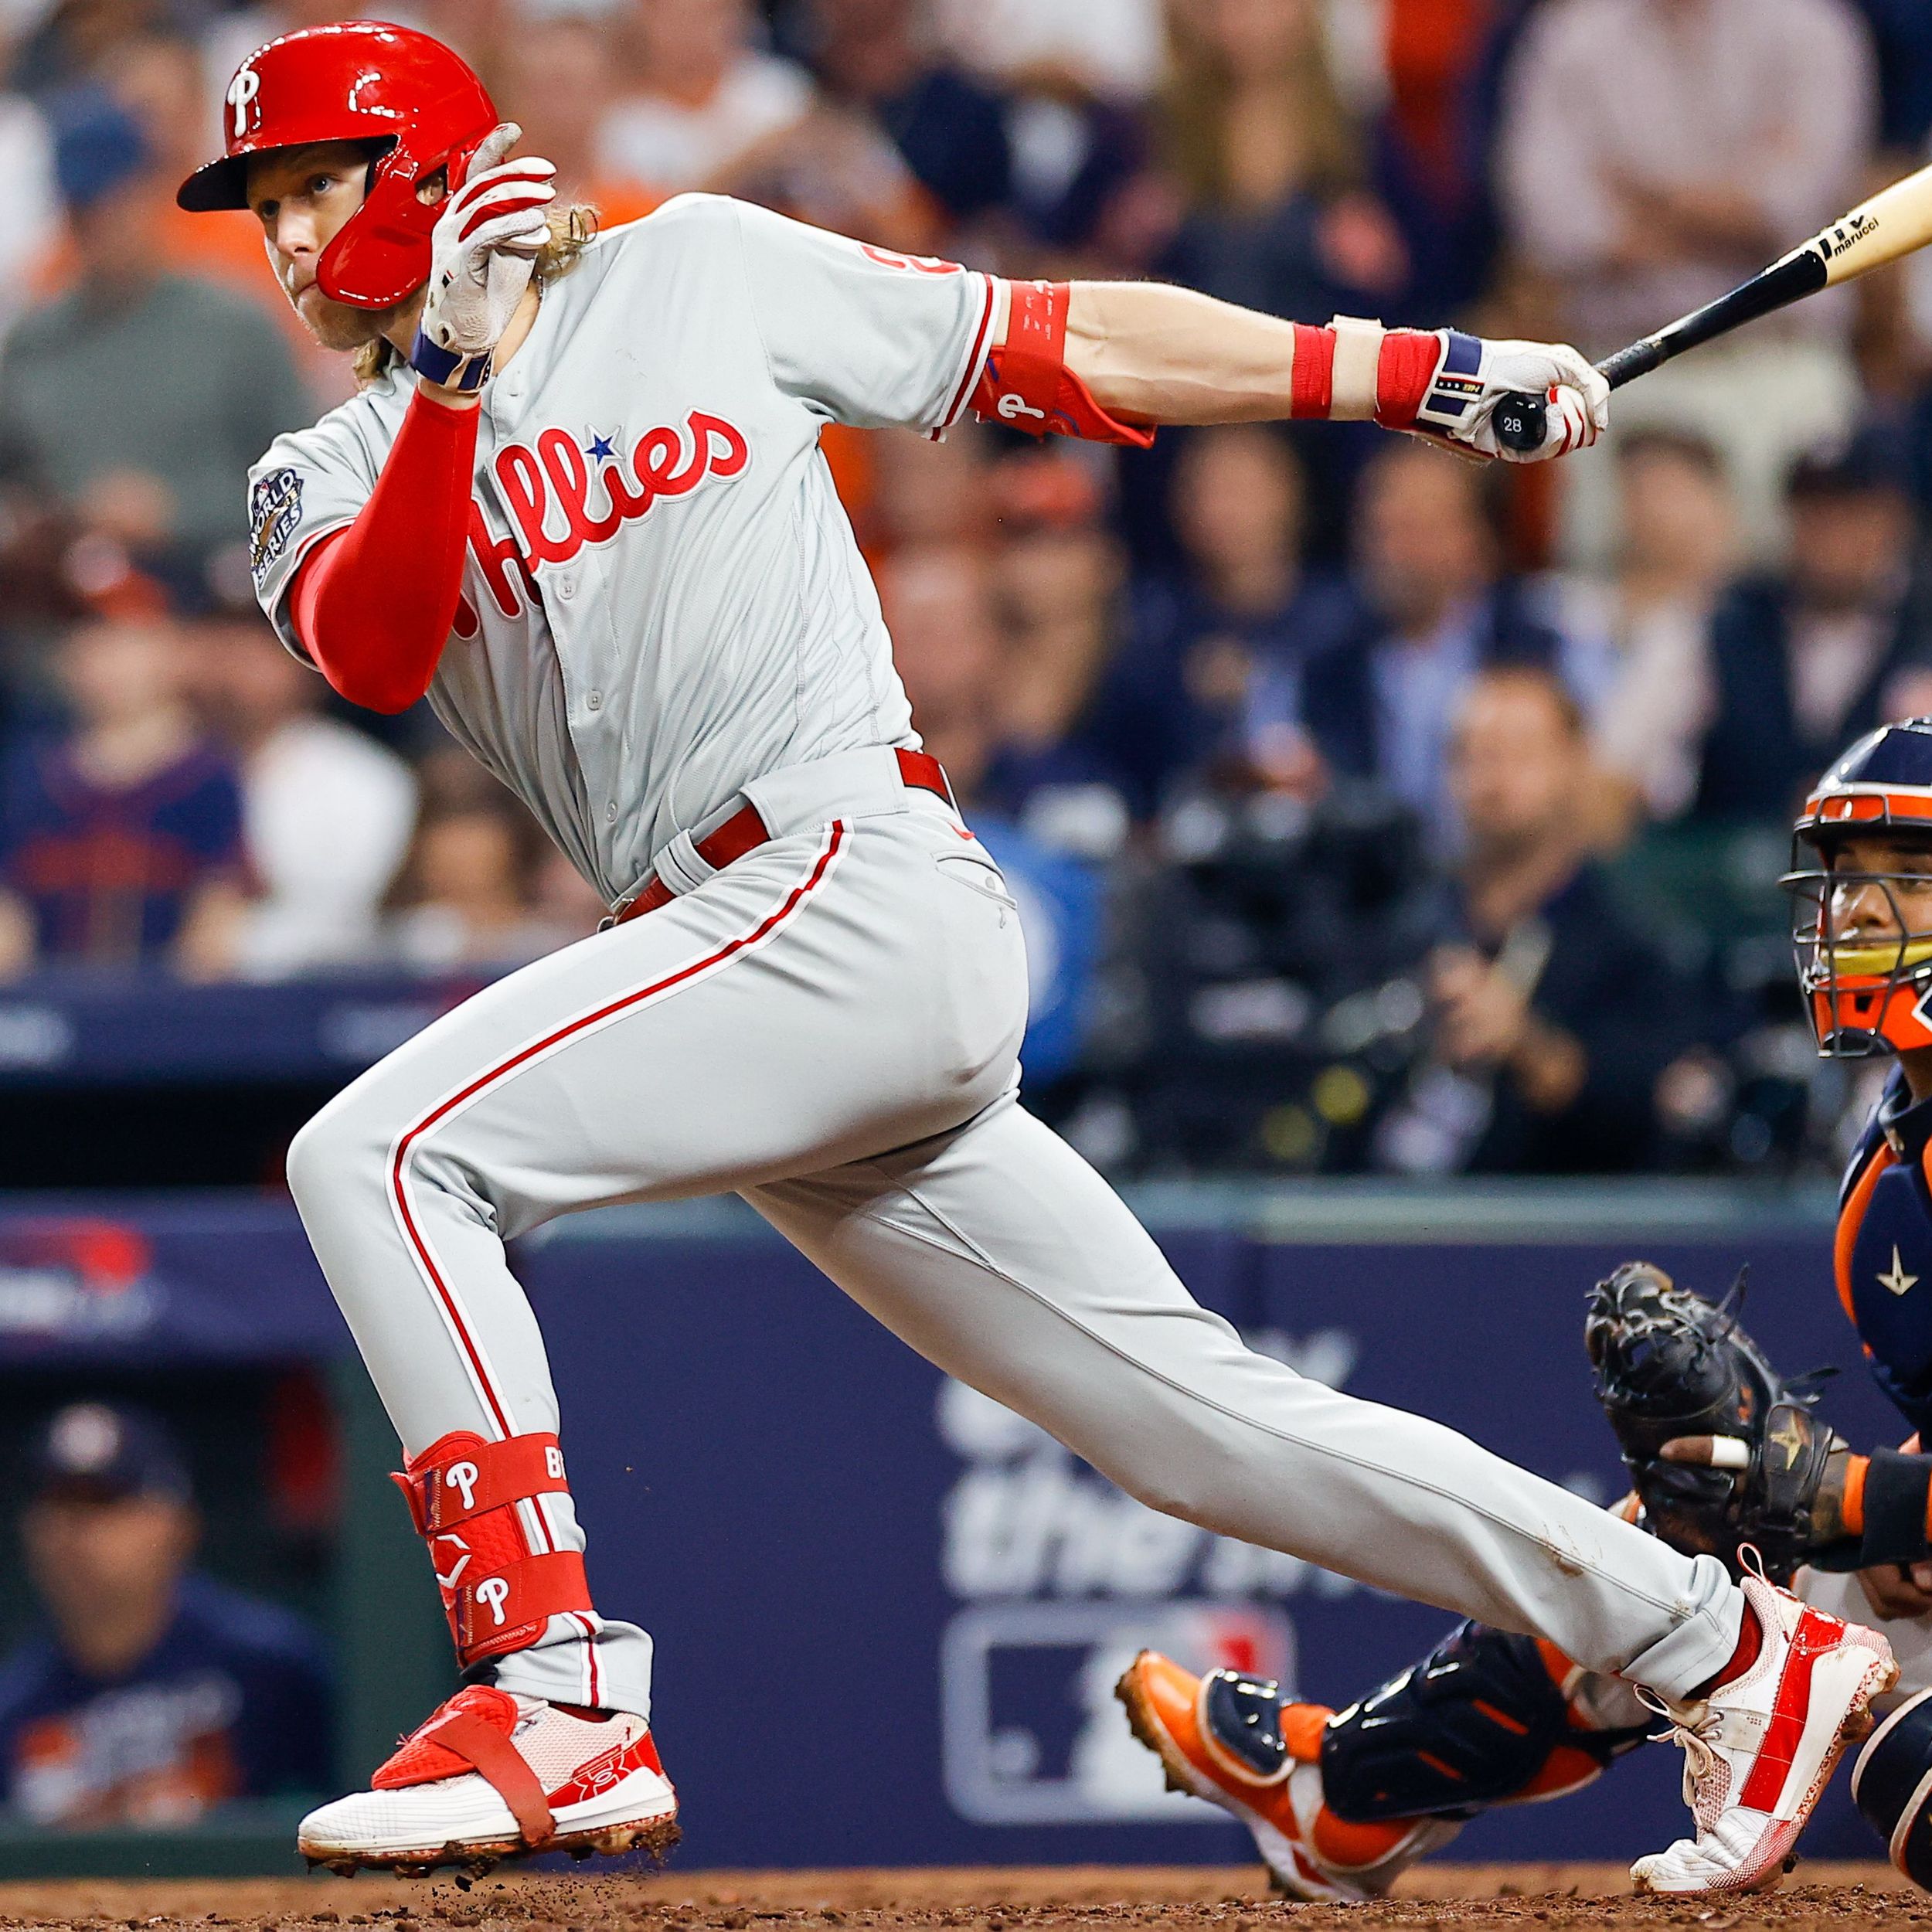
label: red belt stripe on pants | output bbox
[612,747,951,925]
[383,820,851,1705]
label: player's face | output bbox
[22,1492,195,1632]
[246,141,408,351]
[1823,833,1932,950]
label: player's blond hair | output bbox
[352,202,601,387]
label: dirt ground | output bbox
[0,1865,1921,1932]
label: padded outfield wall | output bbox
[0,1182,1884,1875]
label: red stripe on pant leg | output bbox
[386,824,848,1682]
[389,821,847,1424]
[1737,1607,1838,1812]
[571,1611,601,1706]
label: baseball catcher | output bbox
[1124,719,1932,1896]
[182,20,1891,1887]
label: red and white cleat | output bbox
[298,1686,679,1875]
[1114,1650,1458,1901]
[1631,1573,1897,1895]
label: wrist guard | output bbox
[1830,1447,1932,1572]
[410,328,492,393]
[1287,318,1465,430]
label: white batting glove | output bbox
[1419,334,1609,464]
[419,123,556,366]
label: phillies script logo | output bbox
[454,410,750,634]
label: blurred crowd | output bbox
[6,0,1932,1180]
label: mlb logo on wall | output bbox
[935,1372,1299,1827]
[940,1598,1292,1825]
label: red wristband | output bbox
[1290,323,1335,419]
[1374,330,1442,429]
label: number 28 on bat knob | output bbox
[1492,390,1547,454]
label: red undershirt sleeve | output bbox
[289,386,481,716]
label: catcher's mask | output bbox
[1784,717,1932,1056]
[175,21,496,311]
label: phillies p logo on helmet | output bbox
[226,65,261,140]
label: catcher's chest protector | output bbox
[1840,1086,1932,1432]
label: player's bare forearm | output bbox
[1054,281,1608,463]
[1063,282,1304,425]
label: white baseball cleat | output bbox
[1631,1573,1896,1896]
[298,1685,679,1875]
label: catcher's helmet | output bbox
[176,21,497,311]
[1784,716,1932,1056]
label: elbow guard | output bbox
[968,281,1155,448]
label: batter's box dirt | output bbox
[0,1866,1920,1932]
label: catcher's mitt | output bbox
[1584,1260,1849,1584]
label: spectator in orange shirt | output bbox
[29,35,347,407]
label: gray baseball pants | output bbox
[284,750,1743,1726]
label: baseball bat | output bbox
[1492,160,1932,454]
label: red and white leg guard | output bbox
[392,1430,592,1670]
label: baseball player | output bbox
[182,21,1894,1889]
[1122,717,1932,1896]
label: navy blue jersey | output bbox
[0,1574,331,1825]
[0,738,243,967]
[1838,1068,1932,1440]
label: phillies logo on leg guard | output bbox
[446,1460,481,1514]
[393,1430,594,1667]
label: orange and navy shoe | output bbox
[298,1686,679,1875]
[1115,1651,1459,1901]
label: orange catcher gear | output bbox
[175,20,497,311]
[1784,717,1932,1057]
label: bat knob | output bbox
[1492,389,1548,454]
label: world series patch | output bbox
[250,466,304,587]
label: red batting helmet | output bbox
[176,21,497,311]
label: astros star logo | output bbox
[1879,1246,1920,1297]
[1768,1409,1806,1470]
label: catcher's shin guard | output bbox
[393,1431,595,1671]
[1323,1621,1650,1821]
[1854,1687,1932,1890]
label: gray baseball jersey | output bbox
[248,193,1005,901]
